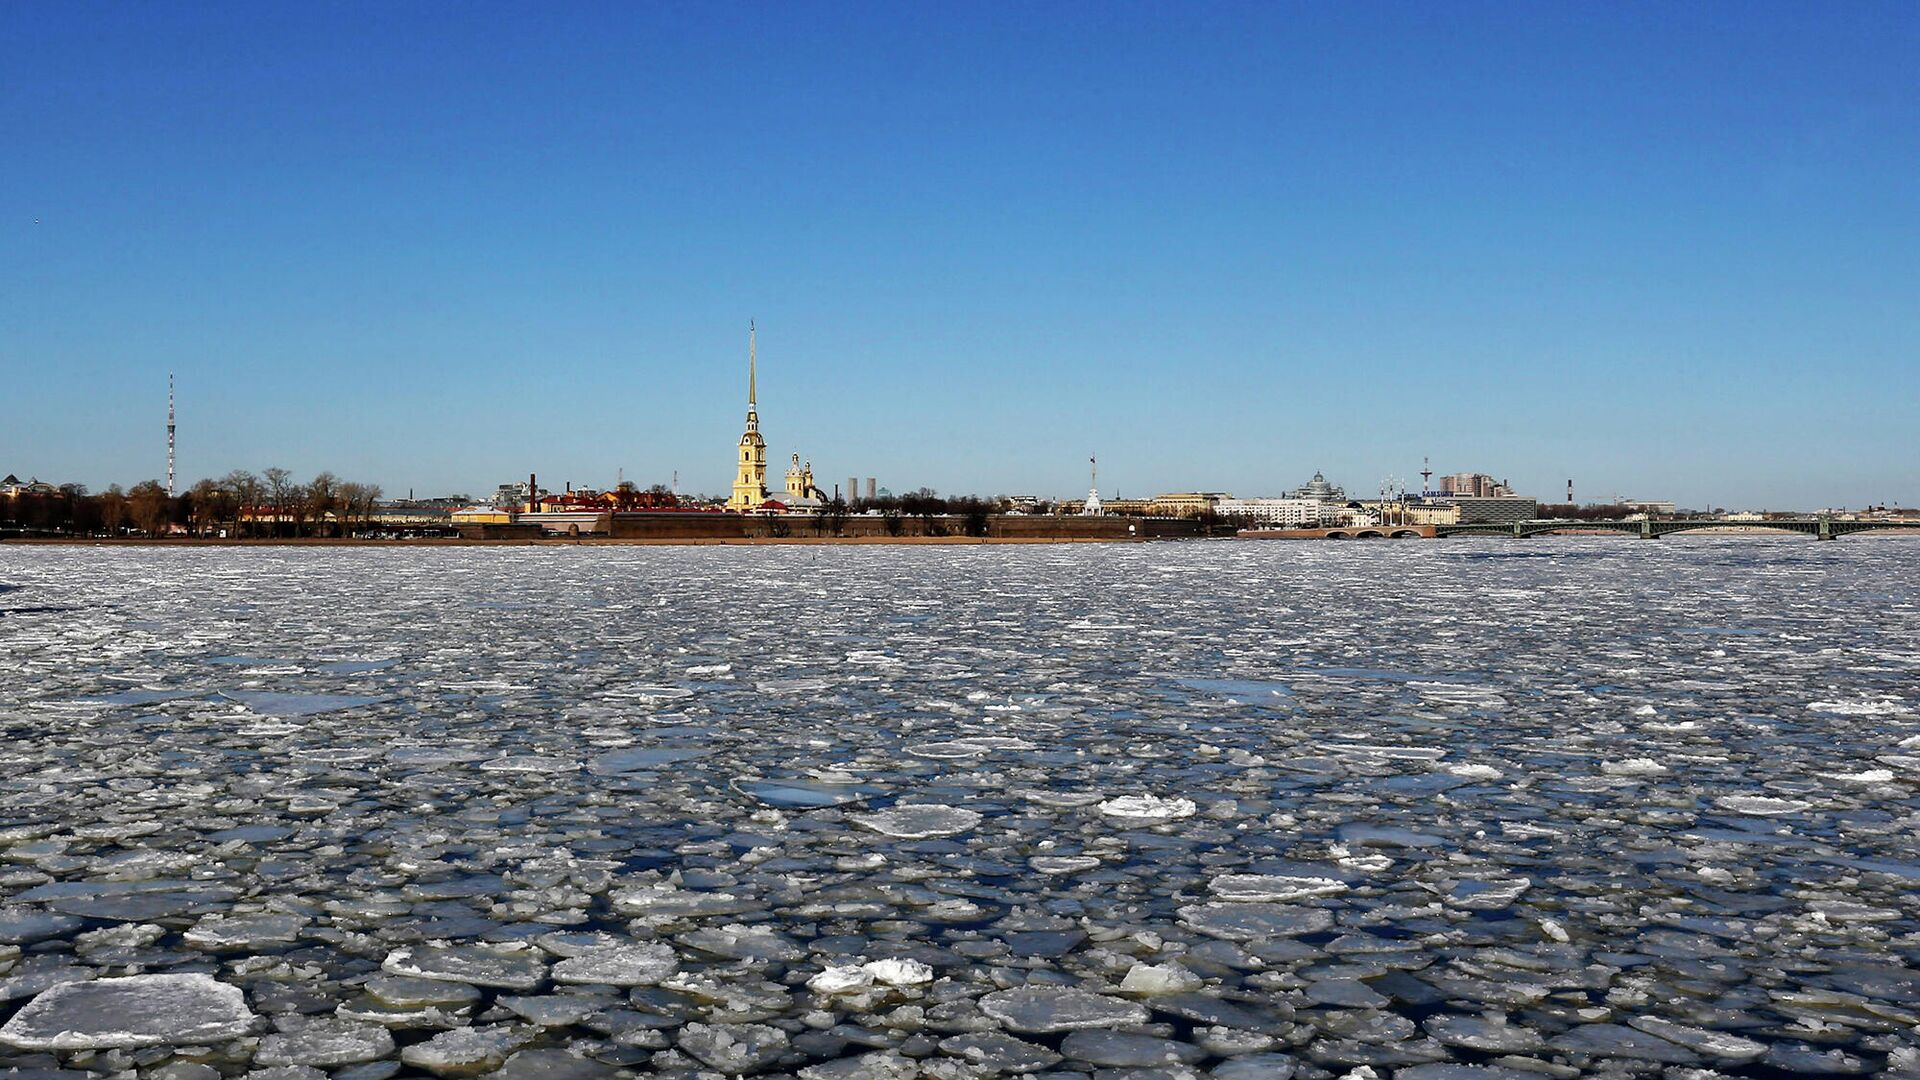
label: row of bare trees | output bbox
[1,470,382,538]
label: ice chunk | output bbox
[183,912,308,951]
[1817,768,1895,783]
[677,1022,792,1073]
[1305,978,1389,1008]
[478,755,578,773]
[588,746,711,773]
[1178,902,1336,941]
[1097,794,1198,823]
[798,1051,920,1079]
[862,958,933,986]
[550,943,678,986]
[1626,1016,1765,1061]
[1601,757,1669,776]
[1445,877,1532,910]
[492,1048,616,1080]
[0,908,83,944]
[256,1018,396,1067]
[363,974,483,1008]
[1423,1013,1547,1053]
[0,974,254,1049]
[1118,962,1203,994]
[978,986,1150,1032]
[399,1025,535,1076]
[1059,1028,1205,1067]
[1550,1023,1701,1064]
[1713,795,1809,815]
[853,804,983,839]
[806,965,873,994]
[1808,698,1904,715]
[1031,855,1103,873]
[382,944,548,991]
[937,1032,1062,1072]
[220,690,388,716]
[1210,873,1349,902]
[732,777,871,808]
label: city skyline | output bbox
[3,4,1915,508]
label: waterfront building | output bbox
[1402,501,1461,525]
[1286,471,1348,502]
[727,325,771,511]
[1149,492,1232,517]
[1214,497,1335,527]
[1438,472,1514,498]
[490,481,531,508]
[1442,496,1538,524]
[1,475,59,499]
[784,454,822,506]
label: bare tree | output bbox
[305,472,339,538]
[188,478,221,536]
[98,485,128,536]
[262,467,295,538]
[128,480,170,537]
[221,470,261,537]
[336,481,382,535]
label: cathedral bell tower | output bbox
[728,322,770,510]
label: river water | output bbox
[1,539,1916,1077]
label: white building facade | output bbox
[1213,497,1335,528]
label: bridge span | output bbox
[1435,518,1920,541]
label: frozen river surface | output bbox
[2,540,1918,1079]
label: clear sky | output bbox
[2,2,1914,509]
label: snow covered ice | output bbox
[2,538,1920,1077]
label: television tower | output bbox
[166,373,177,498]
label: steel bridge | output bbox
[1433,518,1920,541]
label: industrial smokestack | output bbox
[848,477,858,504]
[866,478,876,501]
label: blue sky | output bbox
[2,2,1914,508]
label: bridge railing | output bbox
[1433,517,1920,540]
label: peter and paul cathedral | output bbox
[727,323,770,510]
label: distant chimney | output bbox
[866,478,877,501]
[848,477,858,503]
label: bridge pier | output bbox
[1640,521,1657,540]
[1818,516,1834,541]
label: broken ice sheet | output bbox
[219,689,390,716]
[1,540,1917,1075]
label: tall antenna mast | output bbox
[167,372,176,498]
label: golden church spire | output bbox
[729,321,770,510]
